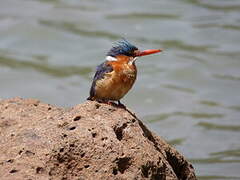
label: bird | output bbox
[87,39,161,107]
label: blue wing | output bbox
[88,61,113,99]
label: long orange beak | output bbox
[136,49,162,57]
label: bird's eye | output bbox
[133,50,139,57]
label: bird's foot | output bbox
[106,101,115,106]
[117,100,126,109]
[87,96,93,101]
[96,100,115,106]
[88,98,126,109]
[102,100,125,109]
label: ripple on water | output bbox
[228,105,240,112]
[197,175,240,180]
[197,122,240,132]
[212,74,240,82]
[199,100,221,107]
[162,84,196,94]
[0,54,92,78]
[193,24,240,31]
[145,112,224,123]
[183,0,240,12]
[167,138,185,146]
[190,157,240,164]
[178,54,208,64]
[39,20,121,40]
[106,13,180,20]
[199,100,240,113]
[210,149,240,158]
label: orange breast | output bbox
[94,61,137,101]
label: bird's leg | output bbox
[118,100,126,109]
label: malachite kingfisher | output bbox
[87,39,162,107]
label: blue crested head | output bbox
[107,39,138,57]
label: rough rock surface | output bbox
[0,97,196,180]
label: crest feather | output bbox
[107,39,138,57]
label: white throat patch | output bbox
[128,57,138,65]
[106,56,117,61]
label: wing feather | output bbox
[88,61,113,99]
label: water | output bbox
[1,0,240,178]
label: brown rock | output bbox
[0,97,196,180]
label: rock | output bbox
[0,97,196,180]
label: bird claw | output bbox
[117,101,126,109]
[105,100,126,109]
[90,99,126,109]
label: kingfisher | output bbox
[87,39,161,107]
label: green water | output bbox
[0,0,240,178]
